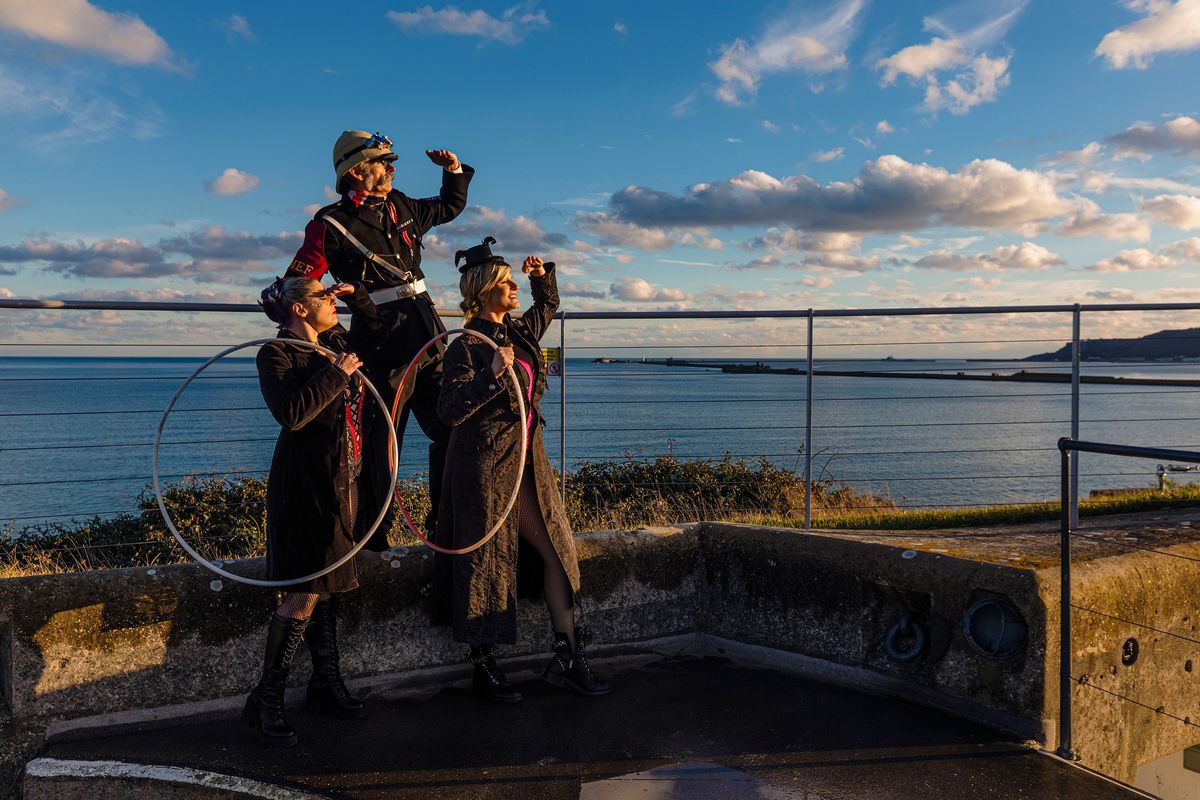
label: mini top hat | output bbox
[455,236,509,273]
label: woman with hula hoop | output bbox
[243,277,386,747]
[434,237,611,703]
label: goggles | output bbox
[335,131,394,169]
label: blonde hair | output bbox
[459,262,511,321]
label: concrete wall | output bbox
[2,520,1198,787]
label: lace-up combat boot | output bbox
[470,644,523,703]
[542,627,613,696]
[305,598,365,720]
[242,615,309,747]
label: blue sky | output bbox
[4,0,1200,351]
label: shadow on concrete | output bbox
[39,654,1140,799]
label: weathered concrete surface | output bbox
[0,526,700,724]
[32,655,1141,800]
[23,757,332,799]
[5,509,1200,792]
[698,523,1049,736]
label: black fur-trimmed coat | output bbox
[433,265,580,644]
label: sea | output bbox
[3,355,1200,529]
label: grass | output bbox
[2,456,1197,577]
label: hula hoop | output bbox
[389,328,527,555]
[152,338,399,588]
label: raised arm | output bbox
[518,258,559,342]
[408,149,475,235]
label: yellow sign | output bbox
[542,347,563,376]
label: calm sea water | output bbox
[2,355,1199,528]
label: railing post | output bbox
[804,309,814,530]
[1070,305,1081,529]
[559,313,567,502]
[1058,439,1077,761]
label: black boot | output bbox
[242,614,308,747]
[542,628,613,696]
[470,644,522,704]
[305,598,365,720]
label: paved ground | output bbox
[41,654,1140,799]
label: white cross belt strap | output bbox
[369,280,427,305]
[322,214,416,284]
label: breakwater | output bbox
[596,357,1200,386]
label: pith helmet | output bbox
[455,237,509,273]
[332,130,397,181]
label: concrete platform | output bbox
[29,653,1141,800]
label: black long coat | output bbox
[257,289,386,594]
[434,265,580,644]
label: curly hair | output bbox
[259,276,321,324]
[459,262,512,321]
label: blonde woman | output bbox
[435,237,611,703]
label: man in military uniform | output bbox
[286,130,474,548]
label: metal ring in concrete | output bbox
[153,338,399,588]
[388,328,526,556]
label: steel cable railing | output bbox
[4,301,1200,559]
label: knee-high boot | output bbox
[305,598,365,720]
[242,614,309,747]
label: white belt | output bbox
[368,279,427,305]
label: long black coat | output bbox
[434,265,580,644]
[257,289,386,594]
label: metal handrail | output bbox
[5,297,1200,316]
[1055,438,1200,762]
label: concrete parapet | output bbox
[3,510,1200,790]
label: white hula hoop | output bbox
[152,338,399,588]
[391,328,526,556]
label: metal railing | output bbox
[3,298,1200,541]
[1056,438,1200,768]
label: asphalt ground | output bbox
[41,654,1141,799]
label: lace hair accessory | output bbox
[259,277,287,323]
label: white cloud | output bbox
[875,2,1025,115]
[386,5,550,45]
[1164,236,1200,260]
[0,0,173,66]
[606,155,1074,235]
[811,147,844,162]
[224,13,255,42]
[709,0,867,104]
[610,276,689,302]
[1090,248,1178,272]
[0,227,301,280]
[761,119,781,133]
[749,229,863,253]
[1095,0,1200,69]
[876,120,895,135]
[613,21,627,36]
[0,187,21,212]
[576,212,677,251]
[1087,288,1137,301]
[1042,141,1103,167]
[1107,115,1200,158]
[727,251,878,273]
[451,205,570,254]
[0,287,13,298]
[204,168,260,196]
[1056,198,1151,241]
[1140,193,1200,228]
[912,242,1064,271]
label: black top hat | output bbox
[455,236,509,273]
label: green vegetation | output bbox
[3,456,1197,577]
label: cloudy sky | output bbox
[3,0,1200,351]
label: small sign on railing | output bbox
[542,346,563,376]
